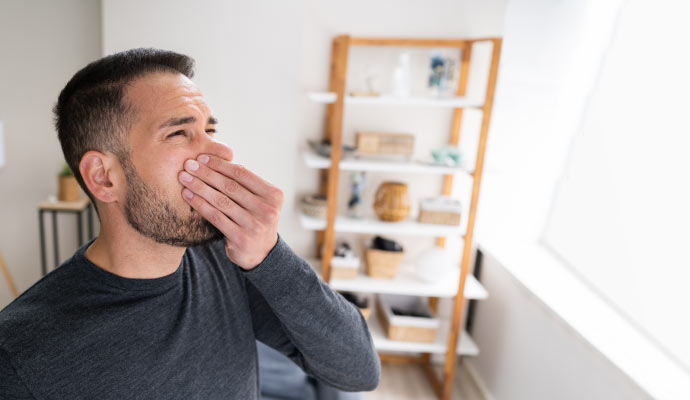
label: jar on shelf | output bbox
[373,181,410,222]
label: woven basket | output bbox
[376,295,439,343]
[365,247,404,279]
[301,194,328,218]
[417,209,461,226]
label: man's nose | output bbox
[199,137,234,163]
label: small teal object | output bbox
[431,145,462,167]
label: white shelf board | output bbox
[307,91,483,108]
[368,305,479,356]
[302,149,473,176]
[299,212,464,237]
[307,257,488,299]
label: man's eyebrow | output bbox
[158,116,218,130]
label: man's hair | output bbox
[53,48,195,214]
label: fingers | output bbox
[179,168,255,228]
[183,159,270,218]
[204,140,234,163]
[181,186,240,239]
[196,154,284,208]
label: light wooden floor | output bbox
[365,360,484,400]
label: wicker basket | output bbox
[417,209,461,225]
[365,247,405,279]
[301,194,328,218]
[377,294,439,343]
[417,196,462,226]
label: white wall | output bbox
[102,0,506,263]
[102,0,307,255]
[468,250,649,400]
[101,0,506,367]
[0,0,102,309]
[543,0,690,371]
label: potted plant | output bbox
[58,163,80,202]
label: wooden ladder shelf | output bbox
[310,35,502,400]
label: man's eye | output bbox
[206,129,216,134]
[167,130,185,138]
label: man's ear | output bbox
[79,151,125,204]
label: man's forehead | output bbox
[125,72,210,120]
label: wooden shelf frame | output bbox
[313,35,502,400]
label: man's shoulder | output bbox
[0,254,83,348]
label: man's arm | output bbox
[0,347,36,399]
[239,232,381,392]
[178,144,379,390]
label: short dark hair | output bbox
[53,48,195,214]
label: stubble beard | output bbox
[121,156,223,247]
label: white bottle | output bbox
[391,52,411,98]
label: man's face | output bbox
[119,72,223,247]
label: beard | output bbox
[121,156,223,247]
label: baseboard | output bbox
[463,359,496,400]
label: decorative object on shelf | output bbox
[373,181,411,222]
[346,171,366,219]
[414,245,453,283]
[307,138,357,159]
[428,51,446,97]
[340,291,371,321]
[428,51,458,97]
[365,236,404,279]
[330,241,360,279]
[301,194,328,218]
[350,63,380,97]
[418,195,462,226]
[355,132,414,160]
[377,294,440,343]
[58,163,80,202]
[431,144,463,167]
[391,51,411,98]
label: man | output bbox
[0,48,380,399]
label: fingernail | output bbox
[180,171,193,183]
[185,159,199,171]
[198,154,209,164]
[182,188,194,199]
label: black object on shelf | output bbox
[340,291,369,308]
[391,306,433,319]
[372,235,403,252]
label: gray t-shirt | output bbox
[0,233,380,399]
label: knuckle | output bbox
[234,164,250,180]
[223,179,240,195]
[266,207,279,223]
[216,193,232,210]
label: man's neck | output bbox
[85,213,186,280]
